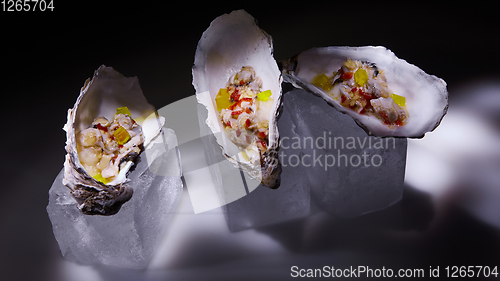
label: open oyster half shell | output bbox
[193,10,283,188]
[63,65,165,215]
[281,46,449,138]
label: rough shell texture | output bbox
[63,65,164,215]
[281,46,449,138]
[192,10,282,188]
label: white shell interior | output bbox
[64,65,165,187]
[288,46,448,138]
[192,10,282,177]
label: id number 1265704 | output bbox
[1,0,54,11]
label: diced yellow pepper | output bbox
[354,68,368,87]
[116,106,132,117]
[312,74,332,91]
[113,126,131,145]
[257,90,272,101]
[391,93,406,107]
[93,173,109,184]
[215,88,234,112]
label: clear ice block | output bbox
[47,128,183,269]
[281,89,407,218]
[197,95,310,232]
[199,88,406,231]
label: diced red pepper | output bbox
[341,71,353,80]
[258,131,267,139]
[341,94,346,103]
[226,121,231,127]
[229,97,253,111]
[229,103,238,111]
[245,119,252,128]
[96,123,108,132]
[231,110,243,116]
[239,80,245,85]
[360,90,374,101]
[230,88,240,102]
[258,140,267,150]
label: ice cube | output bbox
[201,88,405,231]
[47,129,183,269]
[197,93,311,232]
[281,89,407,218]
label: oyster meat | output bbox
[281,46,448,138]
[63,65,165,215]
[193,10,282,188]
[76,109,143,186]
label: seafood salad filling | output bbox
[312,59,408,127]
[76,107,144,185]
[215,66,273,160]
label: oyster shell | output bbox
[63,65,165,215]
[192,10,282,188]
[281,46,448,138]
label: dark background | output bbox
[1,2,499,280]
